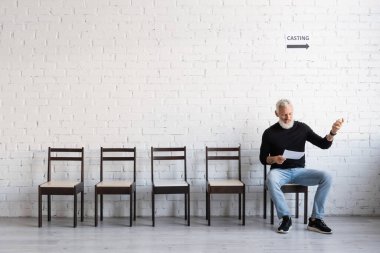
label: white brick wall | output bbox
[0,0,379,217]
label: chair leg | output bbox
[38,187,42,227]
[187,191,190,226]
[205,190,208,220]
[184,193,187,220]
[270,200,274,225]
[263,187,267,219]
[74,193,77,228]
[100,194,103,221]
[238,193,241,220]
[242,191,245,226]
[130,191,133,227]
[81,191,84,222]
[94,190,98,227]
[47,194,51,222]
[134,189,136,221]
[207,192,211,226]
[152,192,155,227]
[296,192,299,218]
[304,192,308,224]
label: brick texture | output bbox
[0,0,379,217]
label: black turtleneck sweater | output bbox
[259,121,332,169]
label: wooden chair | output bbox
[95,147,136,227]
[151,146,190,227]
[263,164,308,224]
[38,147,84,227]
[206,146,245,226]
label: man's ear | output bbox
[275,110,279,117]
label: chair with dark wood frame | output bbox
[95,147,137,227]
[206,146,245,226]
[151,146,190,227]
[38,147,84,227]
[263,164,308,224]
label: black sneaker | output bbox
[277,216,292,233]
[307,218,332,234]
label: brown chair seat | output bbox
[208,179,244,187]
[154,180,189,187]
[96,180,134,188]
[40,181,81,188]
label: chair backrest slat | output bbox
[152,147,184,152]
[206,147,239,152]
[100,147,136,182]
[206,146,241,181]
[102,157,135,161]
[102,148,135,152]
[207,156,239,160]
[151,146,187,183]
[50,148,83,152]
[153,156,185,160]
[50,157,83,161]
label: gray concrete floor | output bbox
[0,216,379,253]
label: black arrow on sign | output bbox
[287,44,309,49]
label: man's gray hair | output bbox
[276,99,293,112]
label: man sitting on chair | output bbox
[260,99,344,234]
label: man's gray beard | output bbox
[279,120,294,129]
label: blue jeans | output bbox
[266,168,332,220]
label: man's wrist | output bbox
[329,130,337,136]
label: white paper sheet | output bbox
[283,149,305,160]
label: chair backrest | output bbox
[48,147,84,182]
[205,146,241,181]
[264,164,268,182]
[151,146,187,183]
[100,147,136,182]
